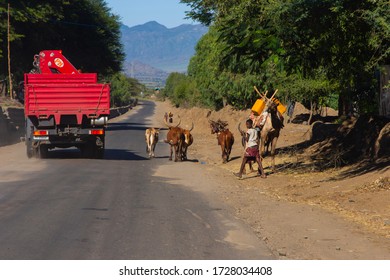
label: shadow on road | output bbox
[107,123,169,132]
[39,148,149,161]
[104,149,148,161]
[107,123,149,132]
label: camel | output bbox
[259,102,284,172]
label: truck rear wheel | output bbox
[26,118,34,158]
[26,138,33,158]
[39,144,48,158]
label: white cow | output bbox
[145,128,159,158]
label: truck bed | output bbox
[24,73,110,125]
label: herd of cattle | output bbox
[145,101,283,173]
[144,116,231,163]
[145,117,194,162]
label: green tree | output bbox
[180,0,217,26]
[183,0,390,114]
[187,27,224,108]
[274,0,383,115]
[110,72,145,107]
[164,72,200,108]
[362,0,390,70]
[1,0,124,81]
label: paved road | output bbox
[0,101,274,260]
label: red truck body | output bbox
[24,50,110,158]
[24,73,110,124]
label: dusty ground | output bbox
[150,98,390,259]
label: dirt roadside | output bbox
[148,99,390,260]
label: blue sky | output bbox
[105,0,195,28]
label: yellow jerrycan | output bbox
[272,97,287,115]
[251,98,266,115]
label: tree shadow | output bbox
[107,122,150,132]
[333,157,390,180]
[42,148,149,161]
[107,123,169,132]
[268,138,389,178]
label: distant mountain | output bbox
[120,21,208,85]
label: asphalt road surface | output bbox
[0,101,274,260]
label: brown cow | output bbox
[181,122,194,161]
[209,120,234,163]
[145,127,159,158]
[164,117,184,162]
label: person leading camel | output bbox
[234,119,266,179]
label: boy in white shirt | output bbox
[234,119,266,179]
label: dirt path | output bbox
[149,99,390,259]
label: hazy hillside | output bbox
[123,61,168,88]
[120,21,208,84]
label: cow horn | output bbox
[175,115,181,127]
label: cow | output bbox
[145,128,159,158]
[164,117,184,162]
[181,122,194,161]
[209,120,234,163]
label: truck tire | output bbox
[26,118,34,158]
[26,138,33,158]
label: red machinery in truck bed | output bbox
[24,50,110,158]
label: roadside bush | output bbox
[164,72,201,108]
[109,73,146,107]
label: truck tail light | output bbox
[89,129,104,135]
[33,130,48,136]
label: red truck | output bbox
[24,50,110,158]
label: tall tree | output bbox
[0,0,124,81]
[183,0,390,114]
[180,0,217,26]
